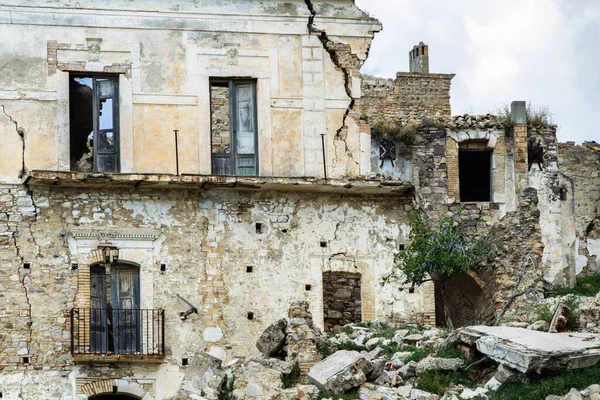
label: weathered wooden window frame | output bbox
[69,74,120,173]
[210,78,258,176]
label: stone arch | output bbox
[434,271,495,328]
[81,379,143,398]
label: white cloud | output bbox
[357,0,600,143]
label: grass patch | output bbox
[282,362,301,389]
[379,341,401,358]
[492,363,600,400]
[404,347,434,363]
[415,371,473,396]
[434,347,468,361]
[564,298,580,331]
[337,341,367,352]
[553,273,600,297]
[318,388,360,399]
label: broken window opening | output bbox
[458,145,492,202]
[323,272,362,332]
[210,79,258,176]
[69,75,120,173]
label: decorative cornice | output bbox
[70,229,161,241]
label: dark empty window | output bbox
[70,75,119,172]
[459,147,492,202]
[210,79,258,176]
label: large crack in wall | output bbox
[304,0,360,168]
[1,104,27,177]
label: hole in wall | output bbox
[398,244,405,251]
[305,284,312,291]
[160,263,166,272]
[246,266,253,273]
[23,263,31,270]
[247,312,254,320]
[320,240,327,248]
[255,223,263,234]
[281,229,288,234]
[182,358,188,366]
[112,386,118,394]
[22,356,30,364]
[71,263,78,270]
[409,287,415,294]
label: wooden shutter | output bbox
[90,265,108,353]
[233,82,257,175]
[111,264,140,354]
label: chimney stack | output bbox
[409,42,429,73]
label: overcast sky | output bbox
[355,0,600,143]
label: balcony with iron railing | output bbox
[70,308,165,362]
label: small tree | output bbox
[393,217,488,330]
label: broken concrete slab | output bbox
[307,350,373,394]
[462,326,600,373]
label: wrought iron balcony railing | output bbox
[70,308,165,357]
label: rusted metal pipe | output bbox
[320,133,327,179]
[174,129,180,176]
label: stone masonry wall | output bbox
[322,271,361,331]
[0,183,419,399]
[559,141,600,275]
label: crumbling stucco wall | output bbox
[0,0,382,182]
[0,183,420,398]
[559,141,600,275]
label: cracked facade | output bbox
[0,0,597,399]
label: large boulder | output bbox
[257,318,288,356]
[307,350,373,394]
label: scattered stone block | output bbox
[416,356,465,373]
[256,318,287,356]
[307,350,373,394]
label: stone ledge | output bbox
[24,171,413,196]
[72,354,165,363]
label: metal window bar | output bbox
[70,308,165,356]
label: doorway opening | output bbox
[323,272,362,331]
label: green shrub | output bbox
[533,304,553,323]
[553,273,600,297]
[379,341,401,358]
[492,363,600,400]
[282,362,301,389]
[317,342,333,358]
[563,298,580,331]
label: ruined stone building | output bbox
[0,1,598,399]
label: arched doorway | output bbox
[434,271,495,328]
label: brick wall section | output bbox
[514,124,528,191]
[361,73,454,122]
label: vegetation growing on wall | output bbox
[388,217,488,329]
[497,103,554,128]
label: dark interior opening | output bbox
[459,149,492,202]
[90,394,140,400]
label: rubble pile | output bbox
[172,301,600,400]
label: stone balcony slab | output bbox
[24,171,413,196]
